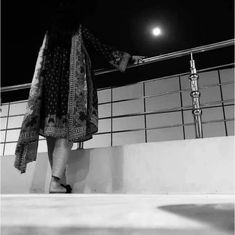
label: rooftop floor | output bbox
[1,194,234,235]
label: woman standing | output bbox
[14,0,144,193]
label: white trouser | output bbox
[46,137,73,179]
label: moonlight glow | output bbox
[152,27,162,36]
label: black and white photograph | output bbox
[1,0,234,234]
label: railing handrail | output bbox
[1,39,234,93]
[95,39,235,74]
[142,39,234,64]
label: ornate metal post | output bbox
[189,52,203,138]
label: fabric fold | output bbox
[14,34,48,173]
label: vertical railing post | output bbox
[78,142,84,149]
[189,52,203,138]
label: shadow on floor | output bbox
[158,203,234,233]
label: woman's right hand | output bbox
[131,55,146,64]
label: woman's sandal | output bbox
[49,186,71,193]
[60,184,72,193]
[49,184,72,194]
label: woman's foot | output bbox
[60,184,72,193]
[49,176,69,193]
[56,170,72,193]
[59,169,67,185]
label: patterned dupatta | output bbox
[14,25,131,173]
[67,27,98,142]
[14,34,48,173]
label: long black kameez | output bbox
[14,24,132,173]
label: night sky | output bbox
[1,0,234,102]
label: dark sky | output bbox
[1,0,234,91]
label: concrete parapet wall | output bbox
[1,136,234,194]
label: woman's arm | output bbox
[82,25,144,72]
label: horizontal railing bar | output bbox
[201,99,234,107]
[98,101,234,120]
[98,80,234,105]
[199,81,234,90]
[1,40,234,93]
[1,100,27,105]
[106,118,235,134]
[1,118,234,144]
[128,62,234,86]
[3,63,234,105]
[98,62,234,91]
[1,100,234,123]
[2,77,232,112]
[1,101,233,129]
[95,118,235,135]
[0,138,46,145]
[94,39,235,76]
[1,83,31,93]
[143,39,235,64]
[1,127,21,131]
[0,114,25,119]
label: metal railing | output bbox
[1,39,234,152]
[1,39,234,93]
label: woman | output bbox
[14,0,144,193]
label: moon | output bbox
[152,27,162,36]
